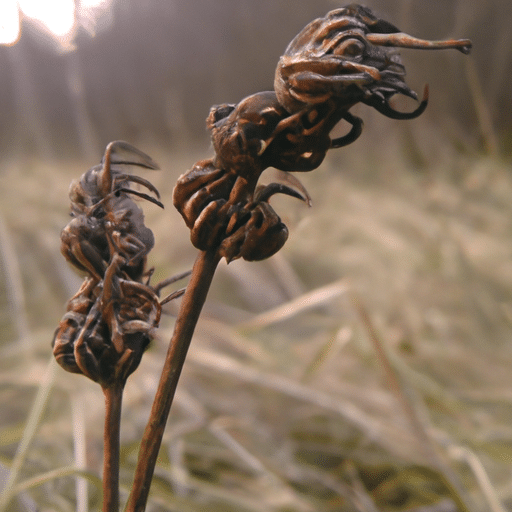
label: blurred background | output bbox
[1,0,511,511]
[0,0,508,159]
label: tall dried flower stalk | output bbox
[126,6,471,511]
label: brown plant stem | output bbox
[125,248,221,512]
[102,383,124,512]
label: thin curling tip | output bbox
[366,33,473,54]
[455,39,472,54]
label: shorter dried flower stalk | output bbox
[53,141,190,512]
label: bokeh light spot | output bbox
[0,0,113,49]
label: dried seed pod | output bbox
[60,215,111,281]
[174,93,316,259]
[208,91,288,178]
[53,254,188,387]
[174,151,310,261]
[218,201,288,263]
[52,277,101,375]
[265,99,363,172]
[53,141,191,386]
[173,160,237,230]
[61,141,163,282]
[69,140,161,209]
[174,6,471,264]
[275,5,471,115]
[207,91,363,176]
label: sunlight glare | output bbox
[0,0,21,45]
[19,0,75,39]
[81,0,110,7]
[0,0,114,48]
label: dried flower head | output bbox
[53,254,172,386]
[275,4,471,116]
[173,4,472,263]
[173,96,313,263]
[54,142,188,387]
[61,141,163,282]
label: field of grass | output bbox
[0,126,511,511]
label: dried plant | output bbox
[51,5,471,512]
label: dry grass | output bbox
[1,133,511,511]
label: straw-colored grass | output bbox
[1,130,511,511]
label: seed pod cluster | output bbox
[53,141,186,387]
[173,96,311,262]
[173,5,471,261]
